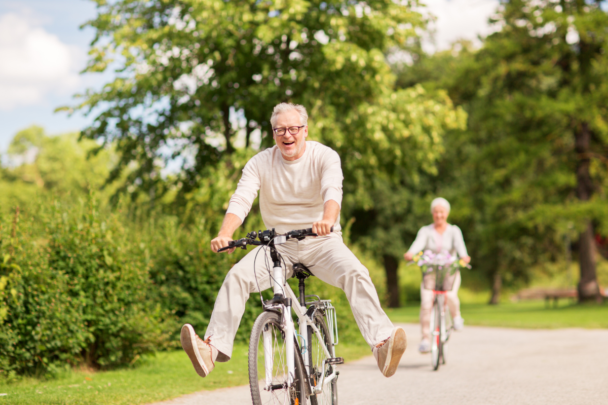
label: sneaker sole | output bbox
[181,324,209,377]
[383,328,407,377]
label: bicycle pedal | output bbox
[327,357,344,365]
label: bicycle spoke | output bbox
[308,313,336,405]
[255,321,292,405]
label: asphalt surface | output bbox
[150,323,608,405]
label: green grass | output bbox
[0,343,370,405]
[386,300,608,329]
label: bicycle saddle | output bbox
[292,263,315,279]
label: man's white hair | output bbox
[431,197,451,213]
[270,103,308,128]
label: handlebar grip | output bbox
[305,226,334,233]
[217,240,237,252]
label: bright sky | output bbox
[0,0,499,152]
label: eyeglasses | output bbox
[272,126,305,136]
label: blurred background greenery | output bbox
[1,0,607,399]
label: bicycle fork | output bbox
[267,258,296,387]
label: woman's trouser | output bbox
[205,232,395,362]
[419,271,461,341]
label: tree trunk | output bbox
[489,270,501,305]
[246,120,253,149]
[221,103,234,154]
[577,222,601,302]
[574,122,600,302]
[383,254,400,308]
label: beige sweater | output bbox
[226,141,343,233]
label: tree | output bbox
[398,0,608,303]
[63,0,468,307]
[337,87,466,307]
[0,126,115,209]
[65,0,425,201]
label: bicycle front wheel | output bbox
[308,311,337,405]
[429,298,442,371]
[249,311,308,405]
[442,305,453,365]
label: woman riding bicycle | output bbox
[403,197,471,354]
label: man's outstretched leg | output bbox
[301,234,407,377]
[181,246,292,377]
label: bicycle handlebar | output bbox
[217,226,334,252]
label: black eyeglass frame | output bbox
[272,125,306,136]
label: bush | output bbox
[0,198,173,378]
[141,213,267,343]
[0,186,385,379]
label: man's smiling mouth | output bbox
[283,141,295,146]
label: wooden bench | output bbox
[543,289,577,307]
[511,288,577,307]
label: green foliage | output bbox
[141,214,264,343]
[0,126,115,209]
[0,198,171,378]
[393,0,608,298]
[65,0,427,200]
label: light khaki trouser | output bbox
[205,232,395,361]
[420,271,461,341]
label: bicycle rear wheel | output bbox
[429,298,442,371]
[249,311,308,405]
[308,311,337,405]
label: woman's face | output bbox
[432,205,449,227]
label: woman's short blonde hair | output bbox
[270,103,308,128]
[431,197,451,213]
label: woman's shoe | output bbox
[418,339,431,353]
[453,316,464,331]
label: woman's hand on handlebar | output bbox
[312,219,334,236]
[403,252,414,262]
[211,235,235,254]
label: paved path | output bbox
[151,323,608,405]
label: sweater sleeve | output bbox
[453,225,469,257]
[407,227,428,255]
[320,149,343,207]
[226,158,261,221]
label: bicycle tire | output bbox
[308,311,338,405]
[442,305,452,365]
[249,311,309,405]
[430,298,442,371]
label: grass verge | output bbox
[386,300,608,329]
[0,342,370,405]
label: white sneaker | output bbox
[373,327,407,377]
[453,316,464,331]
[418,339,430,353]
[181,324,218,377]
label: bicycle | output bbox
[411,250,467,371]
[424,265,455,371]
[219,227,342,405]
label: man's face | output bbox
[273,109,308,160]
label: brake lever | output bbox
[217,244,234,253]
[217,238,244,252]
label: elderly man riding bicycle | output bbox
[181,102,407,380]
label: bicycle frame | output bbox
[431,291,451,345]
[220,227,340,398]
[266,260,338,395]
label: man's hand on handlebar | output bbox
[312,219,334,236]
[211,235,235,254]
